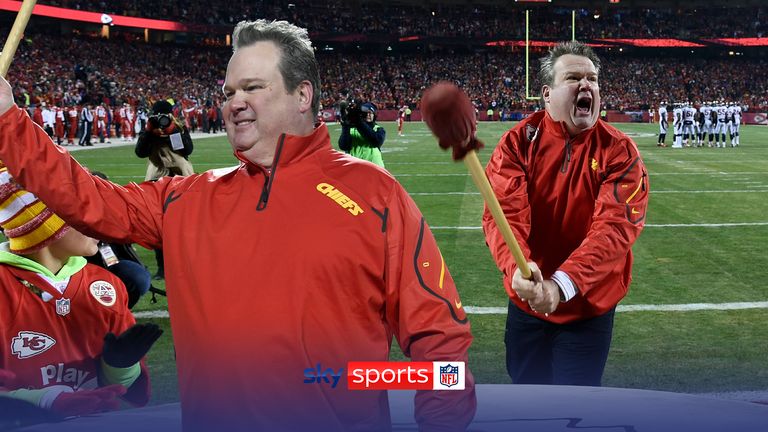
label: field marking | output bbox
[650,190,767,193]
[387,162,452,165]
[380,147,408,153]
[644,222,768,227]
[431,222,768,229]
[396,173,468,177]
[135,301,768,319]
[634,172,767,175]
[622,132,657,138]
[395,171,768,176]
[412,192,479,195]
[410,189,767,196]
[87,162,231,167]
[464,301,768,314]
[396,172,768,177]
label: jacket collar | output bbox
[540,111,597,143]
[235,123,331,174]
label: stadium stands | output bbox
[5,30,766,115]
[2,1,767,118]
[36,1,768,39]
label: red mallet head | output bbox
[421,81,483,160]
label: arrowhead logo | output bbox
[11,331,56,359]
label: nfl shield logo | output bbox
[439,364,459,387]
[56,298,71,316]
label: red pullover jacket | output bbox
[484,110,649,324]
[0,106,475,432]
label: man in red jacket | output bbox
[483,41,649,386]
[0,19,475,432]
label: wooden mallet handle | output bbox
[463,150,532,279]
[421,81,532,279]
[0,0,37,77]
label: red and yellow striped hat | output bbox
[0,162,70,254]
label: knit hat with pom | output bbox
[0,162,69,254]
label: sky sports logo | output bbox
[304,361,466,390]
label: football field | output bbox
[69,121,768,404]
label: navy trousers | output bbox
[109,259,151,308]
[505,300,615,386]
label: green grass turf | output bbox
[68,121,768,403]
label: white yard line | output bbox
[409,190,767,196]
[387,162,452,165]
[430,222,768,229]
[651,172,767,176]
[644,222,768,227]
[464,302,768,314]
[396,171,768,176]
[651,189,768,193]
[135,301,768,319]
[396,173,468,177]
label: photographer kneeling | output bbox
[135,100,194,280]
[338,101,386,168]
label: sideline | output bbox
[63,131,227,152]
[429,222,768,229]
[408,189,768,195]
[134,300,768,319]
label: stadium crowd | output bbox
[321,52,768,113]
[5,30,767,124]
[38,0,767,39]
[7,31,224,111]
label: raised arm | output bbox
[0,76,166,249]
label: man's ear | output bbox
[297,81,313,114]
[542,85,551,104]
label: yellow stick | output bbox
[0,0,38,77]
[463,150,532,278]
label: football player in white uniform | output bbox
[672,103,684,148]
[731,104,742,146]
[700,102,713,147]
[693,103,703,147]
[657,102,668,147]
[682,102,695,147]
[714,102,728,148]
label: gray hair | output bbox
[538,41,601,88]
[232,19,321,116]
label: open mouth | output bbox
[576,95,592,115]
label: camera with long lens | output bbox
[148,113,173,130]
[340,98,364,125]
